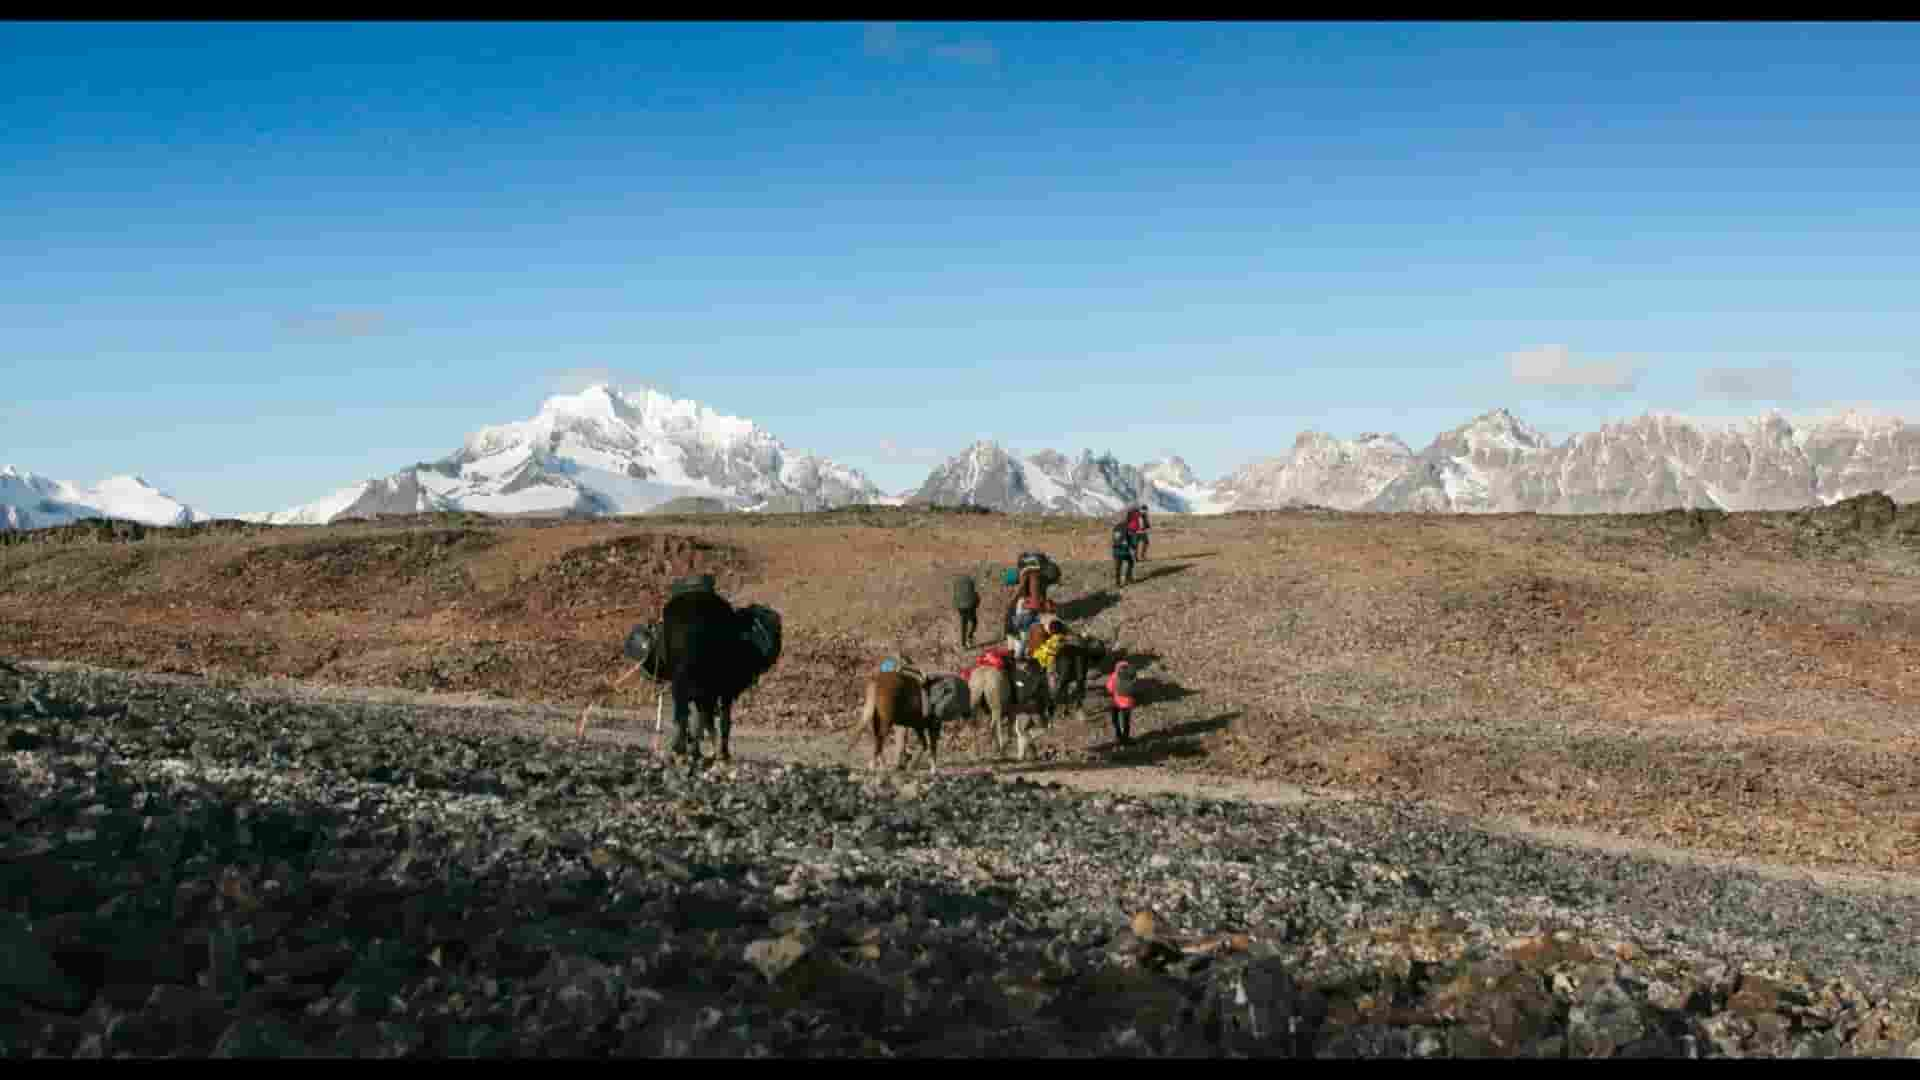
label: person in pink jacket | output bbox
[1105,659,1138,747]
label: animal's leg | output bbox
[863,701,883,772]
[925,725,940,775]
[1014,713,1031,762]
[670,693,692,757]
[991,699,1007,759]
[716,696,734,762]
[685,696,713,775]
[893,726,911,772]
[689,701,703,751]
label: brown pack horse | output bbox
[967,657,1054,762]
[855,669,970,774]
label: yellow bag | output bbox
[1031,633,1063,672]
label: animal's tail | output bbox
[845,686,876,752]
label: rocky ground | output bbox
[5,659,1919,1058]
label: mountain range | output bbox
[903,442,1229,517]
[903,406,1920,516]
[0,466,201,531]
[8,388,1920,530]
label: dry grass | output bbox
[7,497,1920,875]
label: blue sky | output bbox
[5,20,1919,515]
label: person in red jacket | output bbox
[1105,659,1138,747]
[1124,504,1151,561]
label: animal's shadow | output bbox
[1110,648,1163,671]
[1056,590,1122,622]
[1129,674,1196,707]
[1009,711,1243,772]
[1129,561,1194,584]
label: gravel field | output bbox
[4,658,1919,1058]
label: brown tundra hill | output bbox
[5,496,1920,877]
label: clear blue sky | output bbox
[6,21,1919,515]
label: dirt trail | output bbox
[19,658,1920,901]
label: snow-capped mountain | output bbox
[1138,455,1233,514]
[0,466,202,530]
[23,401,1917,533]
[907,442,1204,516]
[1361,407,1920,513]
[241,385,883,525]
[901,406,1920,518]
[1363,408,1557,512]
[1213,431,1417,512]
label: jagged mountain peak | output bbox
[1027,448,1071,473]
[1217,429,1414,511]
[913,441,1194,516]
[1806,407,1907,436]
[1449,407,1552,451]
[243,386,880,525]
[1142,455,1196,489]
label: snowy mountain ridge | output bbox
[15,401,1920,531]
[0,465,202,530]
[908,406,1920,516]
[239,384,883,525]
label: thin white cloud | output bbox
[281,310,388,339]
[1506,344,1641,392]
[860,22,998,68]
[1699,364,1797,401]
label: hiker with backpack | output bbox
[1011,552,1059,604]
[1106,659,1138,747]
[1126,504,1151,561]
[1111,522,1136,588]
[952,573,980,647]
[1003,553,1059,642]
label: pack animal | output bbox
[1049,633,1111,717]
[967,656,1055,762]
[855,670,969,774]
[658,587,782,774]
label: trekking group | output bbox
[599,503,1158,776]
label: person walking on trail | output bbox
[1018,561,1049,607]
[1126,503,1151,561]
[1106,659,1138,747]
[952,573,980,648]
[1111,522,1136,589]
